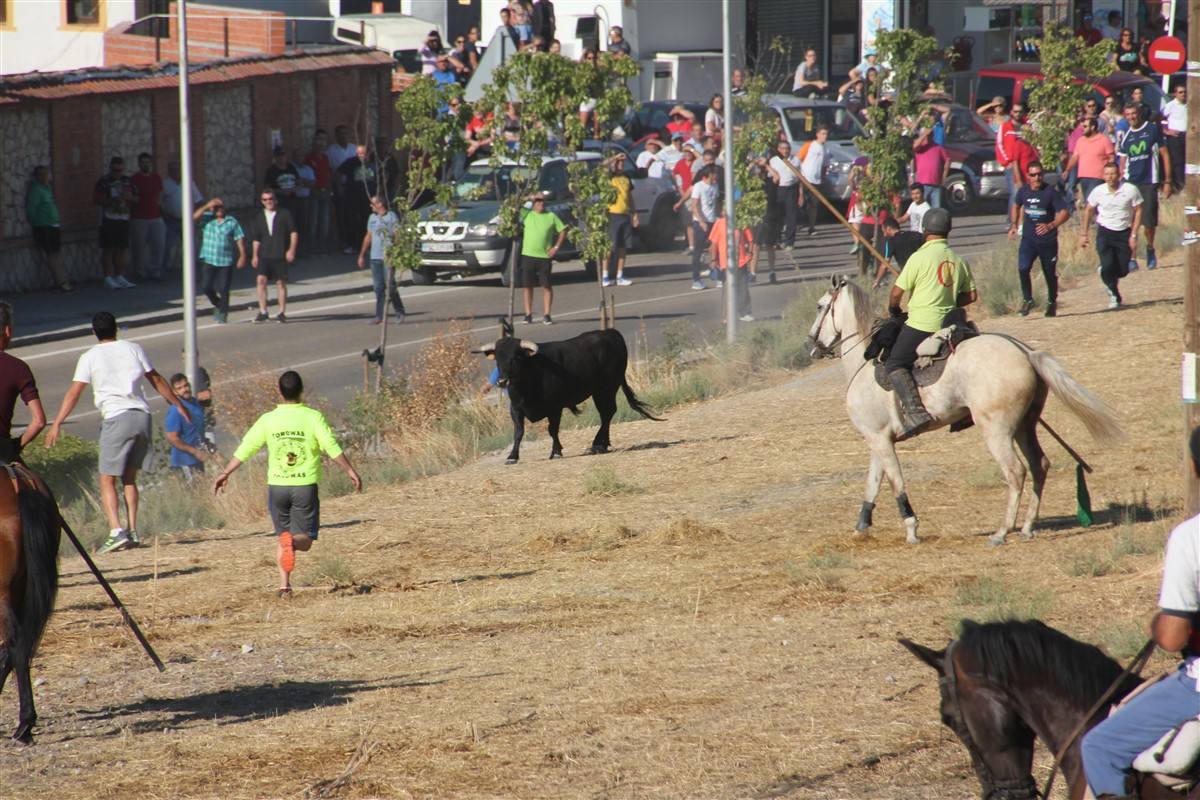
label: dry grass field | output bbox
[0,255,1192,799]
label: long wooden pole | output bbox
[1186,0,1200,514]
[796,173,893,274]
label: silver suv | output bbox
[764,96,865,203]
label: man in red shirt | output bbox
[995,103,1027,215]
[129,152,165,281]
[672,142,697,252]
[303,130,333,252]
[1075,12,1103,46]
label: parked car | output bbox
[616,100,709,143]
[920,102,1008,213]
[765,96,865,203]
[973,63,1167,115]
[416,152,679,285]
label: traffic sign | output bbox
[1148,35,1186,74]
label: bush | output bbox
[23,434,97,504]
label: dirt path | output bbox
[0,257,1190,799]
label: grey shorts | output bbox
[1135,183,1159,229]
[268,484,320,538]
[98,410,152,476]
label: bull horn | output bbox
[519,340,539,354]
[474,343,497,358]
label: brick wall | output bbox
[0,60,393,292]
[104,2,285,67]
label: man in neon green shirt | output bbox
[885,208,977,439]
[213,370,361,597]
[520,192,568,325]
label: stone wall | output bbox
[101,95,154,170]
[298,77,317,149]
[202,86,254,208]
[0,107,51,241]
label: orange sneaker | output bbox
[279,532,295,573]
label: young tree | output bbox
[731,72,782,232]
[373,76,465,387]
[480,50,639,323]
[1024,24,1115,170]
[854,29,943,218]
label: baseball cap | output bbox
[923,207,952,235]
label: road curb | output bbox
[14,280,369,349]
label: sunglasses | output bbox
[1027,171,1043,177]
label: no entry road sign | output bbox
[1148,35,1186,74]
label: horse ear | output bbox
[899,638,946,673]
[838,275,849,287]
[830,275,839,288]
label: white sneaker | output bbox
[104,276,122,290]
[1107,297,1120,310]
[615,276,632,286]
[601,277,613,287]
[115,275,137,288]
[739,314,755,322]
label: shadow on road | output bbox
[59,565,209,590]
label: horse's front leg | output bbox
[876,439,920,544]
[855,450,884,535]
[984,428,1027,547]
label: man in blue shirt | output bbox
[1009,160,1070,317]
[164,373,209,481]
[194,197,245,324]
[1117,103,1172,270]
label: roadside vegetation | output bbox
[35,280,829,553]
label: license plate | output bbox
[422,242,455,253]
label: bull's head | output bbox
[476,338,539,388]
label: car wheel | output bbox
[411,265,437,285]
[641,196,680,251]
[944,172,975,215]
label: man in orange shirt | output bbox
[708,205,754,321]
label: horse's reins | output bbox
[1039,636,1156,799]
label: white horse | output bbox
[805,276,1123,545]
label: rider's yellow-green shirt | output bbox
[232,403,343,486]
[894,238,976,333]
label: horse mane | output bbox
[841,280,876,341]
[956,619,1137,711]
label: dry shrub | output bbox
[208,359,285,438]
[647,518,731,546]
[392,320,477,434]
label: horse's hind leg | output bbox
[983,423,1028,547]
[1014,417,1049,541]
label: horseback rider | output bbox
[884,207,977,439]
[1080,427,1200,799]
[0,302,46,463]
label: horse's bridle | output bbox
[940,642,1040,800]
[810,282,864,360]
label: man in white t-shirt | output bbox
[898,185,931,233]
[688,167,721,290]
[635,137,667,178]
[1162,84,1187,192]
[1079,162,1142,310]
[1082,426,1200,798]
[46,311,189,554]
[799,126,830,236]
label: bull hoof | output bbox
[588,446,610,455]
[11,724,33,744]
[504,456,519,465]
[549,451,562,460]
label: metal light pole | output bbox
[722,0,737,343]
[1185,0,1200,514]
[178,0,198,389]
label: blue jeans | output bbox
[1082,667,1200,797]
[691,222,708,281]
[1017,238,1059,303]
[307,189,331,250]
[370,259,404,321]
[920,183,943,209]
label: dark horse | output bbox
[902,619,1198,800]
[0,466,61,744]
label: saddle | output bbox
[1095,672,1200,794]
[867,310,980,392]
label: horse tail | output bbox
[621,380,664,421]
[12,488,61,660]
[1027,350,1125,446]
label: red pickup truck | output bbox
[972,63,1166,115]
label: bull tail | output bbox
[621,381,664,421]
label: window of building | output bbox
[66,0,101,26]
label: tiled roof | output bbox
[0,47,392,104]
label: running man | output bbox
[213,370,361,597]
[1009,159,1069,317]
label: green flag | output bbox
[1076,463,1093,528]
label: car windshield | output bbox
[942,107,994,142]
[454,164,536,201]
[781,106,865,141]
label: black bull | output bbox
[479,329,663,464]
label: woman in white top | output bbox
[705,94,725,138]
[419,31,444,75]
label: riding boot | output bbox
[889,369,935,440]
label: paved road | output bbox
[19,210,1008,441]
